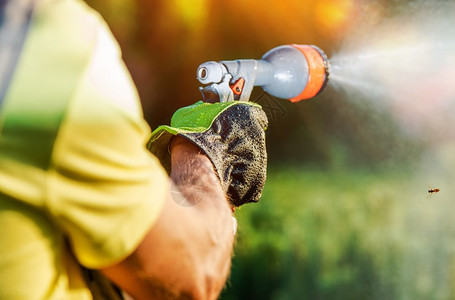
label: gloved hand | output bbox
[147,101,268,206]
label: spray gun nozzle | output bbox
[197,44,330,103]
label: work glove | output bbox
[147,101,268,207]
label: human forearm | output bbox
[103,99,267,299]
[168,137,235,296]
[169,137,228,210]
[101,138,235,300]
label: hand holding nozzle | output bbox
[148,101,268,206]
[197,44,330,103]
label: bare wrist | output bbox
[170,136,215,178]
[169,136,226,208]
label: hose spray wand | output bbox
[197,44,330,103]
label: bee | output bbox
[428,188,440,195]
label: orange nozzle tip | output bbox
[289,44,327,102]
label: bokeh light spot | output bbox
[314,0,354,33]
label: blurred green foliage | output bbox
[220,167,455,300]
[221,168,401,299]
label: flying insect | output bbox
[428,188,440,195]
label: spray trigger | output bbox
[230,78,245,96]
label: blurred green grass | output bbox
[221,166,455,300]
